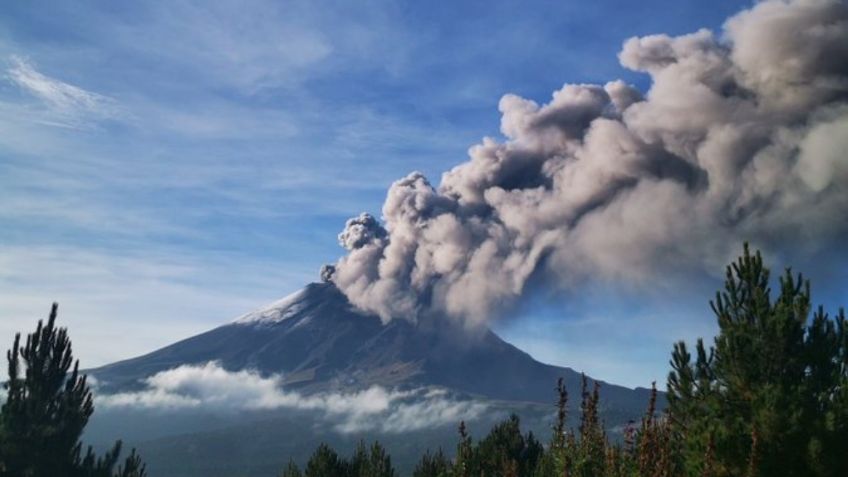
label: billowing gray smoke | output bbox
[328,0,848,326]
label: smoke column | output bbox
[326,0,848,326]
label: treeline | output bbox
[285,246,848,477]
[279,441,395,477]
[284,376,661,477]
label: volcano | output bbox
[91,282,655,415]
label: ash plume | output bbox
[328,0,848,326]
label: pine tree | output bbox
[280,459,303,477]
[0,303,145,477]
[473,414,543,477]
[365,441,394,477]
[666,245,848,477]
[112,448,147,477]
[412,448,451,477]
[349,441,369,476]
[305,443,347,477]
[452,421,473,477]
[635,383,676,477]
[573,374,606,477]
[536,377,571,477]
[804,306,848,477]
[348,440,394,477]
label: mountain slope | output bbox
[91,282,655,414]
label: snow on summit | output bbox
[233,287,309,324]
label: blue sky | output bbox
[0,0,812,388]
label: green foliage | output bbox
[634,384,675,477]
[280,459,303,477]
[0,303,146,477]
[667,245,848,477]
[349,440,394,477]
[305,443,347,477]
[452,421,472,477]
[472,414,543,476]
[412,448,451,477]
[302,441,395,477]
[535,374,644,477]
[573,375,606,476]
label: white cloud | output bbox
[96,362,487,433]
[374,388,488,434]
[5,55,122,129]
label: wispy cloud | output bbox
[5,55,123,129]
[96,362,487,433]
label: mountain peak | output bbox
[232,287,309,325]
[232,282,352,325]
[90,282,656,415]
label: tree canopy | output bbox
[0,303,146,477]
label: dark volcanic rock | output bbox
[90,282,656,415]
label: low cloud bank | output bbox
[96,362,486,433]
